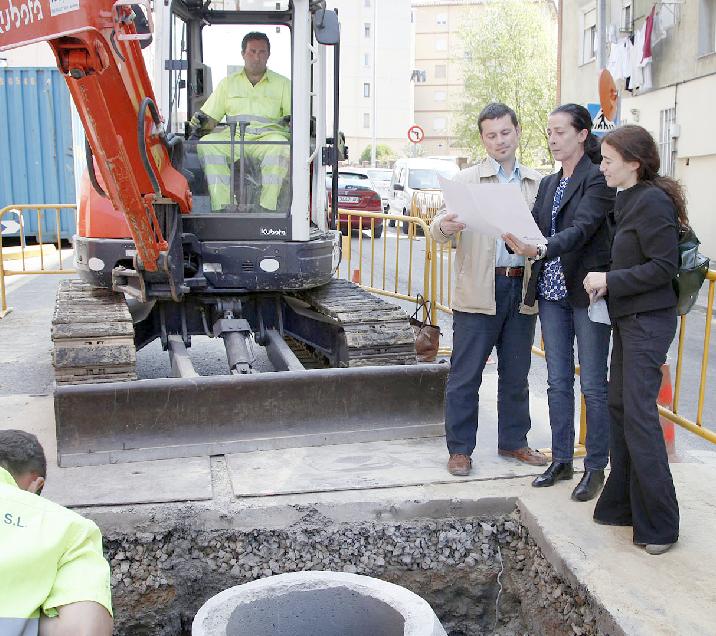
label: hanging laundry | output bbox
[641,61,653,91]
[629,24,646,90]
[642,5,656,64]
[658,2,676,30]
[607,23,618,45]
[607,37,632,82]
[651,6,668,47]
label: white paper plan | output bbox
[438,176,547,245]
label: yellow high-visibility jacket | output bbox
[200,67,291,135]
[0,467,112,635]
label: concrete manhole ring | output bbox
[192,570,447,635]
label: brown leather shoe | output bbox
[447,453,472,476]
[498,447,548,466]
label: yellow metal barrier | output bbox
[410,190,444,226]
[0,204,77,319]
[335,209,437,325]
[660,269,716,444]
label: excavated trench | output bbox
[103,508,604,635]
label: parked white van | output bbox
[387,158,460,227]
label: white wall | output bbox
[1,42,56,67]
[622,78,716,258]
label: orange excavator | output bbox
[0,0,446,466]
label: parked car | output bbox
[365,168,392,212]
[337,167,392,212]
[387,158,459,231]
[326,170,384,238]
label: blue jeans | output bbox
[445,275,537,456]
[538,298,611,470]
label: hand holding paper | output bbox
[439,212,466,236]
[438,176,546,245]
[588,298,611,324]
[502,232,539,258]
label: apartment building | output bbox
[326,0,413,163]
[411,0,485,158]
[560,0,716,256]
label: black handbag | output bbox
[409,295,441,362]
[673,225,709,315]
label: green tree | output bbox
[455,0,557,168]
[359,144,396,164]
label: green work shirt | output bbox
[0,467,112,635]
[200,67,291,131]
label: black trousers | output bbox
[593,307,679,545]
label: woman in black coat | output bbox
[584,125,683,555]
[505,104,615,502]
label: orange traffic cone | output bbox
[657,363,676,457]
[351,268,361,285]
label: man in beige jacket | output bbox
[430,103,548,476]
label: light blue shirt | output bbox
[489,156,526,268]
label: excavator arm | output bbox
[0,0,191,272]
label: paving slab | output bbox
[42,456,213,507]
[0,365,554,506]
[226,435,558,497]
[224,371,552,497]
[0,395,212,506]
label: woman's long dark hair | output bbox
[601,125,688,226]
[551,103,602,164]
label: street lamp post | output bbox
[370,0,377,167]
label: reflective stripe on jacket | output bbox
[200,67,291,134]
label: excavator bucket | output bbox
[54,363,449,466]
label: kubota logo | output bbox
[260,227,286,236]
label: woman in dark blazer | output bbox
[584,125,683,555]
[504,104,615,502]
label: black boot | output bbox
[571,469,605,502]
[531,461,573,487]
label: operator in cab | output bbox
[0,430,113,636]
[189,31,291,213]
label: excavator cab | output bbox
[173,15,294,216]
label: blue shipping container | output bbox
[0,67,77,240]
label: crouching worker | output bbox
[0,430,113,636]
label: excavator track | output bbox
[51,280,137,385]
[296,278,417,367]
[51,278,415,387]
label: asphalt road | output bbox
[1,232,714,457]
